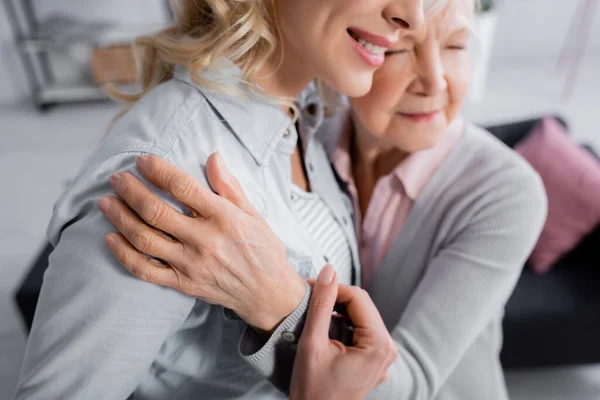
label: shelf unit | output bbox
[3,0,172,111]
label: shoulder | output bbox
[101,78,219,159]
[452,123,546,203]
[47,79,242,242]
[438,123,547,238]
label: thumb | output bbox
[302,265,338,344]
[206,152,260,217]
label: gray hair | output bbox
[424,0,450,16]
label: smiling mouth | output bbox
[347,29,388,56]
[397,110,441,123]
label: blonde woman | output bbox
[97,0,547,399]
[14,1,442,399]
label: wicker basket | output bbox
[90,44,137,85]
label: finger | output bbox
[99,196,183,264]
[108,172,189,240]
[104,232,180,288]
[306,279,348,316]
[206,152,260,217]
[301,265,338,343]
[136,155,222,218]
[335,286,387,334]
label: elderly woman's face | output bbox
[350,0,471,153]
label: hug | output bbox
[16,0,546,399]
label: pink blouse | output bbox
[332,114,465,287]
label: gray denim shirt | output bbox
[15,62,360,400]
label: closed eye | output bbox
[446,45,466,51]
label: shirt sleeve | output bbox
[15,151,197,400]
[367,174,547,399]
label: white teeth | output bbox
[356,37,387,56]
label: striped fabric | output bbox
[290,185,353,285]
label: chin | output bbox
[389,128,445,153]
[328,70,374,98]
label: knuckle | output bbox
[127,259,154,283]
[378,372,389,386]
[171,175,197,200]
[145,201,167,226]
[118,176,134,197]
[115,246,130,269]
[389,347,399,363]
[350,286,363,299]
[310,295,331,311]
[132,227,154,253]
[137,267,154,283]
[203,235,224,256]
[390,341,399,358]
[369,335,390,360]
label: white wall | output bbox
[0,5,28,105]
[491,0,600,64]
[1,0,600,105]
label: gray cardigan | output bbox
[244,122,548,400]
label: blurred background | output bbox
[1,0,599,398]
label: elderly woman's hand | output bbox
[98,153,306,333]
[290,265,398,400]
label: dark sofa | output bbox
[487,117,600,369]
[14,116,600,369]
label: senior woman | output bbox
[100,0,547,398]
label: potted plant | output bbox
[468,0,498,102]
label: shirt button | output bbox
[283,129,290,137]
[281,332,296,342]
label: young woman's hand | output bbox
[290,265,398,400]
[98,153,306,333]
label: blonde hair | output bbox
[110,0,452,114]
[110,0,281,105]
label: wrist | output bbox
[254,273,307,333]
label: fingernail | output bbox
[105,233,116,248]
[216,153,225,169]
[318,265,336,285]
[109,173,122,187]
[217,153,229,178]
[98,197,111,213]
[136,156,149,170]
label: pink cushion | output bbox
[516,118,600,274]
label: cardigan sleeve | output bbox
[367,172,547,399]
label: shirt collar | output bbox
[395,116,465,200]
[295,82,326,151]
[173,60,294,166]
[332,112,465,201]
[330,109,355,184]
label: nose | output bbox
[411,50,447,96]
[384,0,426,32]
